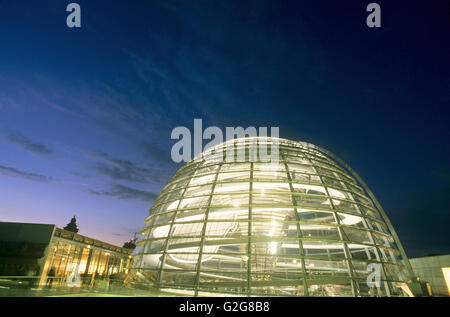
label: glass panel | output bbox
[204,221,245,237]
[220,163,250,172]
[303,258,350,277]
[300,224,341,241]
[337,213,365,228]
[210,194,249,207]
[297,209,336,223]
[347,244,377,261]
[161,270,197,286]
[252,207,295,221]
[195,164,220,175]
[170,222,204,238]
[252,182,290,193]
[294,195,331,209]
[333,199,361,213]
[253,170,288,180]
[214,182,249,194]
[157,188,184,204]
[217,171,250,181]
[179,196,210,209]
[251,220,290,237]
[372,232,394,247]
[252,193,292,205]
[148,212,175,226]
[174,210,205,223]
[184,184,213,197]
[302,241,347,259]
[208,207,249,221]
[190,174,216,186]
[341,227,371,244]
[199,254,247,273]
[287,163,315,174]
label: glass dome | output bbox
[130,137,414,296]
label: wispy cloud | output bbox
[4,78,84,117]
[139,142,173,167]
[111,233,129,237]
[0,165,50,182]
[88,184,158,202]
[93,151,171,184]
[6,131,53,155]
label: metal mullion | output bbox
[156,188,379,216]
[90,250,103,288]
[61,244,74,280]
[156,164,203,288]
[362,219,392,296]
[247,162,253,296]
[241,139,252,296]
[285,165,363,191]
[282,152,309,296]
[338,171,392,296]
[329,165,391,296]
[243,140,252,296]
[287,148,350,174]
[313,146,400,296]
[194,163,222,296]
[44,241,59,284]
[304,147,358,296]
[53,241,65,278]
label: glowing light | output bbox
[442,267,450,295]
[269,242,277,254]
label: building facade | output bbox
[410,255,450,296]
[131,137,420,296]
[0,222,131,289]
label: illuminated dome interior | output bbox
[131,137,413,296]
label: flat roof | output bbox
[53,227,131,255]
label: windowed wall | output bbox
[40,238,130,287]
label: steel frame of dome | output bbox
[131,137,415,296]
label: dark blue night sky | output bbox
[0,0,448,257]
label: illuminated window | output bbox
[442,267,450,295]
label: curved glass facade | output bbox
[131,138,413,296]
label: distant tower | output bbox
[123,238,136,250]
[63,215,79,233]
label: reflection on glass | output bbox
[132,137,413,296]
